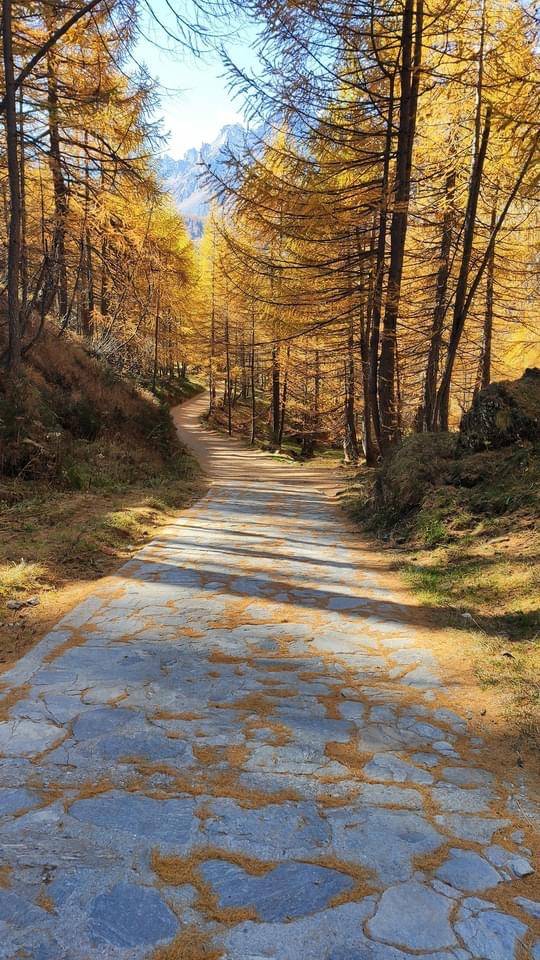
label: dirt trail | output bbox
[0,391,537,959]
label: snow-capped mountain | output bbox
[159,123,250,238]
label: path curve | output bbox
[0,392,538,959]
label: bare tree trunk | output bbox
[435,106,492,429]
[271,344,281,447]
[475,190,498,394]
[152,287,160,394]
[225,308,232,436]
[277,344,291,450]
[368,78,395,449]
[378,0,423,453]
[209,226,217,414]
[100,238,109,317]
[423,168,455,430]
[344,316,360,463]
[250,302,256,445]
[240,337,248,399]
[45,21,69,324]
[356,228,376,463]
[3,0,22,373]
[82,150,94,338]
[18,87,28,313]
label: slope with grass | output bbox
[343,370,540,753]
[0,331,206,670]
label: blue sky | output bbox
[134,2,257,158]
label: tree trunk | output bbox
[46,23,69,324]
[423,168,456,430]
[475,190,498,394]
[435,106,492,429]
[344,317,360,463]
[225,309,232,436]
[3,0,22,373]
[152,287,160,394]
[18,87,28,314]
[82,151,94,338]
[368,79,395,449]
[277,344,291,450]
[356,228,376,463]
[271,345,281,447]
[250,302,256,445]
[209,228,217,414]
[378,0,423,453]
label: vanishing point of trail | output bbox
[0,393,538,959]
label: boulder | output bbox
[376,432,458,511]
[460,368,540,451]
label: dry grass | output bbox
[68,778,116,804]
[152,928,223,960]
[0,477,205,670]
[325,739,371,776]
[244,717,292,747]
[208,651,246,665]
[0,560,47,600]
[0,683,30,720]
[343,446,540,756]
[153,709,203,722]
[131,757,299,809]
[151,847,274,925]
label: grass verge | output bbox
[0,452,206,671]
[341,442,539,757]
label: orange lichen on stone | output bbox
[0,865,12,889]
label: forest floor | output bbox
[0,390,538,960]
[207,397,342,463]
[0,334,207,673]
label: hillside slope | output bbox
[344,369,540,752]
[0,332,205,670]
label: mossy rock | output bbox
[459,368,540,451]
[377,432,459,511]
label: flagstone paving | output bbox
[0,392,538,959]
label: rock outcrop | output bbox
[460,368,540,451]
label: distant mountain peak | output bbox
[158,123,248,237]
[158,123,257,239]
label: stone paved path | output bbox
[0,392,538,959]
